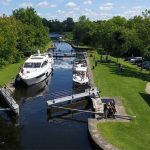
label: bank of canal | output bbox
[0,42,94,149]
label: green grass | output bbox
[90,52,150,150]
[0,60,24,86]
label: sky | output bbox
[0,0,150,21]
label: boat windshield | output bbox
[24,62,41,68]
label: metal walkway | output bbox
[53,52,76,57]
[52,51,86,57]
[47,87,100,106]
[0,86,19,115]
[51,105,103,115]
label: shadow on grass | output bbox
[139,93,150,107]
[100,62,150,82]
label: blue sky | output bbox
[0,0,150,21]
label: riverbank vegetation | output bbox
[90,52,150,150]
[43,10,150,61]
[73,13,150,60]
[0,7,50,68]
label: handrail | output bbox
[49,88,87,96]
[3,84,13,95]
[48,88,91,101]
[0,87,14,106]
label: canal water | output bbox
[0,41,94,149]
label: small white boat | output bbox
[19,51,53,86]
[73,63,87,72]
[73,71,89,85]
[73,62,89,85]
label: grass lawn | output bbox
[89,52,150,150]
[0,60,24,86]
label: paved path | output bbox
[86,55,95,87]
[145,82,150,94]
[88,118,119,150]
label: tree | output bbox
[142,9,150,18]
[13,7,49,54]
[144,45,150,60]
[13,7,42,27]
[113,29,126,62]
[63,17,74,32]
[0,16,22,67]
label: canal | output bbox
[0,41,94,149]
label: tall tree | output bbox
[0,16,22,66]
[63,17,74,32]
[13,7,49,53]
[112,29,126,61]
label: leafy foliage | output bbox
[42,17,75,33]
[0,7,49,68]
[73,11,150,60]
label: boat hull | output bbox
[20,68,52,86]
[73,80,89,86]
[73,77,89,86]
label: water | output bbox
[0,42,93,150]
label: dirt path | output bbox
[145,82,150,94]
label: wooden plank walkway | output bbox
[0,87,19,115]
[47,87,100,106]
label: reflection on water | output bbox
[0,41,93,150]
[13,75,52,101]
[55,41,73,51]
[54,57,74,70]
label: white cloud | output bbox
[73,7,80,10]
[83,0,92,5]
[37,1,56,8]
[99,13,112,20]
[0,0,11,5]
[122,6,143,18]
[84,8,92,13]
[57,9,65,14]
[44,8,113,21]
[99,3,113,11]
[66,2,77,8]
[19,2,33,8]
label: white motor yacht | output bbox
[73,63,89,85]
[19,51,53,86]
